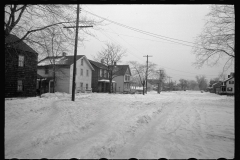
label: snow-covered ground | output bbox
[5,91,234,159]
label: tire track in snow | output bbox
[113,94,180,159]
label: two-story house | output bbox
[220,72,234,95]
[37,53,94,94]
[112,65,132,93]
[5,34,38,97]
[89,59,117,93]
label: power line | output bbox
[106,27,146,62]
[81,8,221,79]
[98,29,145,62]
[156,64,219,76]
[82,9,203,49]
[103,30,178,45]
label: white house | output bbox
[112,65,132,93]
[37,53,94,94]
[220,72,234,95]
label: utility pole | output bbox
[157,69,163,94]
[143,55,152,94]
[168,76,172,91]
[63,5,93,101]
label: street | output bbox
[5,91,234,159]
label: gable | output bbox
[125,68,130,75]
[76,56,95,71]
[113,65,131,76]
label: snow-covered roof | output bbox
[212,81,222,87]
[89,60,108,70]
[223,76,234,83]
[111,65,131,76]
[38,55,84,66]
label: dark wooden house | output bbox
[5,34,38,97]
[89,60,111,92]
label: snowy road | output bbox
[5,91,234,159]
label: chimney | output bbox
[62,52,67,56]
[101,59,104,64]
[114,61,116,66]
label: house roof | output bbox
[88,60,108,69]
[38,55,94,71]
[112,65,131,76]
[5,34,38,55]
[212,81,222,87]
[223,76,234,82]
[38,55,84,66]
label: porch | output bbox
[97,79,116,93]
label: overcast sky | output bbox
[73,4,233,82]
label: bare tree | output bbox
[37,26,70,93]
[179,79,188,90]
[128,61,157,95]
[150,69,167,93]
[187,80,198,90]
[128,61,146,95]
[94,42,127,93]
[192,5,235,73]
[5,5,104,59]
[196,75,208,91]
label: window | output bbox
[229,81,234,84]
[87,70,89,76]
[81,59,83,66]
[99,69,102,77]
[80,82,83,90]
[104,70,107,78]
[86,83,88,90]
[17,80,23,91]
[81,69,83,76]
[45,67,49,74]
[125,75,130,81]
[102,69,104,77]
[18,55,24,67]
[227,87,232,91]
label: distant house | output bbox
[220,72,234,95]
[112,65,132,93]
[211,81,222,94]
[37,53,94,94]
[147,79,160,91]
[5,34,38,97]
[89,59,116,93]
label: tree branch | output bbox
[5,21,74,46]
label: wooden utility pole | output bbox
[157,69,163,94]
[168,76,172,91]
[64,5,93,101]
[143,55,152,94]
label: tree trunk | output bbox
[109,70,112,93]
[53,65,55,93]
[142,83,145,95]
